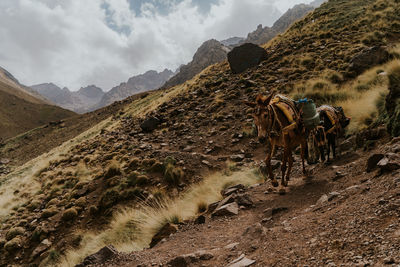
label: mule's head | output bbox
[334,106,351,129]
[244,93,275,143]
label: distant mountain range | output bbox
[30,69,174,113]
[30,83,104,113]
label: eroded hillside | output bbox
[0,0,400,266]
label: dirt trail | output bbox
[101,137,400,267]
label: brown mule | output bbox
[245,92,308,192]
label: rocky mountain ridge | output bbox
[31,69,173,113]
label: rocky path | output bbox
[86,137,400,267]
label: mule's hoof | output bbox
[278,188,286,195]
[272,181,279,187]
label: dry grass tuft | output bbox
[59,168,262,266]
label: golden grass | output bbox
[59,168,263,266]
[333,60,400,133]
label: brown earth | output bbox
[102,136,400,267]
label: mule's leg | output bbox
[327,134,332,162]
[300,142,307,176]
[266,140,278,187]
[332,134,337,159]
[285,151,294,186]
[319,145,326,162]
[280,148,288,187]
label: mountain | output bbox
[220,37,245,47]
[30,83,105,113]
[162,39,229,89]
[162,3,320,89]
[95,69,174,109]
[243,3,315,45]
[0,67,75,141]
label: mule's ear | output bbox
[261,91,275,105]
[243,100,256,108]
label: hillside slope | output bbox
[0,68,75,141]
[0,0,399,266]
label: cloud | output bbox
[0,0,310,91]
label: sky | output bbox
[0,0,313,91]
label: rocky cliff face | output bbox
[243,4,315,45]
[96,69,174,109]
[162,39,229,89]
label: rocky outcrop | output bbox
[76,245,118,266]
[242,4,315,46]
[162,39,229,89]
[227,43,268,74]
[348,46,390,77]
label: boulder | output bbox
[230,154,245,162]
[149,223,178,248]
[348,46,389,77]
[212,202,239,217]
[227,43,268,74]
[140,116,161,132]
[6,227,25,241]
[31,239,52,259]
[167,250,214,267]
[377,153,400,172]
[234,193,254,208]
[366,153,385,172]
[4,237,22,253]
[76,245,118,266]
[221,184,245,197]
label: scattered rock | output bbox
[227,43,268,74]
[348,46,389,77]
[61,207,78,221]
[328,192,341,201]
[224,242,240,250]
[6,227,25,241]
[227,254,256,267]
[377,153,400,172]
[234,193,254,208]
[230,154,245,162]
[140,116,161,132]
[31,239,52,259]
[167,250,213,267]
[150,223,178,248]
[194,215,206,224]
[221,184,245,197]
[212,202,239,217]
[4,237,22,253]
[367,153,385,172]
[317,194,328,205]
[77,245,118,266]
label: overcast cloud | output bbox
[0,0,312,91]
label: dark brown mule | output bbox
[245,92,308,191]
